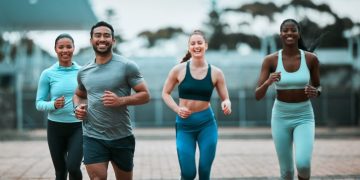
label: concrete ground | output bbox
[0,127,359,180]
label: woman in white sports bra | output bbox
[255,19,322,180]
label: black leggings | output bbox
[47,120,83,180]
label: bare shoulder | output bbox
[210,64,223,75]
[304,51,319,64]
[170,62,186,73]
[167,62,187,81]
[260,52,278,71]
[210,65,226,84]
[264,51,277,63]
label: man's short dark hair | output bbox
[90,21,114,39]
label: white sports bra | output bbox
[275,49,310,90]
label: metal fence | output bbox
[1,47,359,129]
[14,87,358,129]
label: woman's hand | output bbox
[305,85,319,98]
[54,96,65,109]
[266,72,281,85]
[221,99,232,115]
[177,106,192,119]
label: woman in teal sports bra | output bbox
[162,30,232,180]
[255,19,322,180]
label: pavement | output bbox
[0,127,360,180]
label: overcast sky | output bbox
[90,0,359,39]
[25,0,359,56]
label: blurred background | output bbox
[0,0,359,130]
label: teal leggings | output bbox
[271,99,315,180]
[176,107,218,180]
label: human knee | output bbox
[298,174,310,180]
[67,167,82,179]
[297,164,310,173]
[296,160,311,178]
[297,165,310,180]
[87,170,107,180]
[198,168,211,180]
[54,167,67,180]
[280,169,294,180]
[67,162,79,172]
[181,169,196,180]
[54,172,67,180]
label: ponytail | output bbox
[181,51,191,63]
[307,31,329,52]
[298,31,327,53]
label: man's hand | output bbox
[102,90,126,107]
[74,104,87,120]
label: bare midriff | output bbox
[179,99,211,113]
[276,89,309,103]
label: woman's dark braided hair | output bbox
[280,19,327,53]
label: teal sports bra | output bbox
[275,49,310,90]
[178,61,214,101]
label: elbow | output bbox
[161,92,165,101]
[144,92,151,104]
[255,96,262,101]
[254,92,263,101]
[161,92,169,102]
[35,102,42,111]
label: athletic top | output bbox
[275,49,310,90]
[77,54,144,140]
[178,61,214,101]
[36,62,81,123]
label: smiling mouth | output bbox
[98,44,108,48]
[61,54,71,58]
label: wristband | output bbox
[73,104,79,113]
[316,86,322,97]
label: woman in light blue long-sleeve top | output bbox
[36,34,82,180]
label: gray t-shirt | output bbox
[77,54,143,140]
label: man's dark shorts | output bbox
[83,135,135,172]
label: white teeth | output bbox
[98,43,107,46]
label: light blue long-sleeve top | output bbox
[36,62,81,123]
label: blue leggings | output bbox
[271,99,315,180]
[176,107,218,180]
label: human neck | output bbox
[191,57,207,67]
[282,46,299,56]
[95,53,113,64]
[59,61,72,67]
